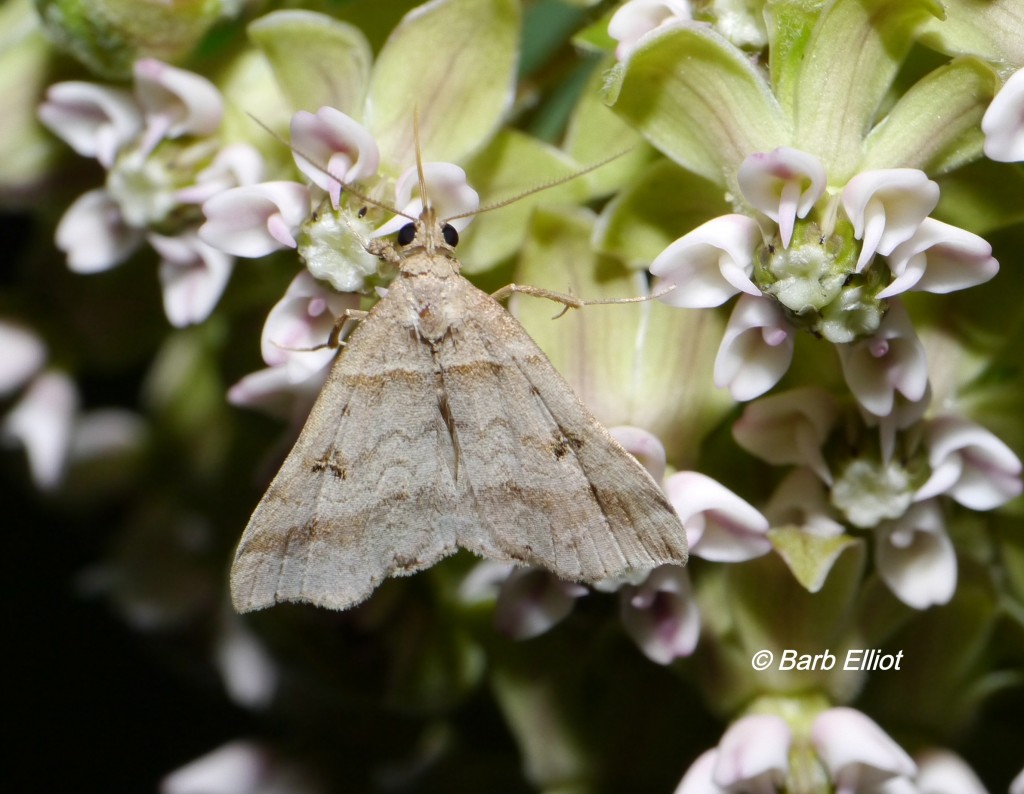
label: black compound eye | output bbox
[441,223,459,247]
[396,223,416,246]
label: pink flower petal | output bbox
[290,107,381,208]
[840,170,939,272]
[764,468,845,538]
[880,218,998,298]
[619,564,699,664]
[56,188,144,273]
[665,471,770,561]
[38,82,142,168]
[134,59,223,152]
[738,148,827,248]
[982,67,1024,162]
[176,143,266,205]
[608,0,693,61]
[712,715,791,791]
[715,294,794,401]
[876,500,956,609]
[493,567,587,639]
[150,230,235,327]
[200,182,310,257]
[914,749,988,794]
[1,370,78,490]
[673,749,722,794]
[651,215,762,308]
[0,321,47,397]
[373,162,480,237]
[609,425,667,482]
[812,708,916,792]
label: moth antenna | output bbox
[442,147,632,223]
[412,108,433,222]
[245,112,417,222]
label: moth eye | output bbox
[397,223,416,246]
[441,223,459,247]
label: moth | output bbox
[231,163,688,613]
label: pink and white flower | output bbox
[875,500,957,609]
[290,106,381,208]
[811,708,916,793]
[608,0,693,61]
[738,147,827,248]
[982,67,1024,162]
[673,714,792,793]
[619,564,699,663]
[665,470,770,561]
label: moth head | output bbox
[395,218,459,250]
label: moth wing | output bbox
[441,282,688,582]
[230,287,474,612]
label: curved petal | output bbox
[914,749,988,794]
[199,182,310,257]
[0,321,47,397]
[714,294,794,401]
[374,162,480,237]
[493,567,587,639]
[1,370,78,490]
[608,0,693,60]
[176,143,266,205]
[920,415,1022,509]
[55,189,143,273]
[879,218,998,298]
[737,147,827,248]
[840,169,939,271]
[619,564,699,663]
[876,500,956,609]
[290,107,380,208]
[673,749,723,794]
[151,231,235,328]
[837,300,929,417]
[650,215,762,307]
[982,67,1024,162]
[713,715,791,791]
[609,425,667,482]
[812,707,917,790]
[37,81,142,168]
[133,59,223,152]
[665,471,770,561]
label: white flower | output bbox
[1,370,78,490]
[715,715,791,791]
[372,161,480,237]
[200,181,312,257]
[290,107,381,208]
[812,708,916,793]
[982,67,1024,162]
[673,748,722,794]
[160,740,321,794]
[175,143,266,205]
[875,500,956,609]
[619,565,699,663]
[37,82,142,168]
[840,169,939,272]
[916,415,1023,510]
[651,214,762,308]
[879,218,999,299]
[1010,765,1024,794]
[738,147,827,248]
[836,300,929,417]
[609,425,667,481]
[493,567,587,639]
[214,614,279,710]
[0,321,46,396]
[150,230,235,328]
[714,294,795,401]
[764,468,845,538]
[914,749,988,794]
[665,471,770,561]
[133,58,224,154]
[55,188,145,273]
[608,0,693,61]
[733,388,839,484]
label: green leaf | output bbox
[458,130,589,274]
[248,10,372,117]
[791,0,944,183]
[607,24,788,192]
[861,57,999,175]
[365,0,519,171]
[513,207,731,466]
[593,158,731,267]
[769,526,861,593]
[918,0,1024,66]
[764,0,828,114]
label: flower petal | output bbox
[619,564,699,663]
[737,148,827,248]
[200,182,310,257]
[133,59,223,152]
[290,107,380,208]
[840,169,939,272]
[879,217,998,298]
[876,500,956,609]
[373,162,480,237]
[914,749,988,794]
[151,231,235,328]
[665,471,770,561]
[609,425,667,482]
[982,67,1024,162]
[56,188,143,273]
[650,215,762,308]
[37,81,142,168]
[0,321,47,397]
[836,300,929,417]
[673,749,723,794]
[1,370,78,490]
[493,567,587,639]
[714,294,794,401]
[712,714,791,791]
[608,0,693,61]
[918,415,1022,509]
[812,707,917,790]
[176,143,266,205]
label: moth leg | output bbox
[327,308,369,349]
[490,283,584,319]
